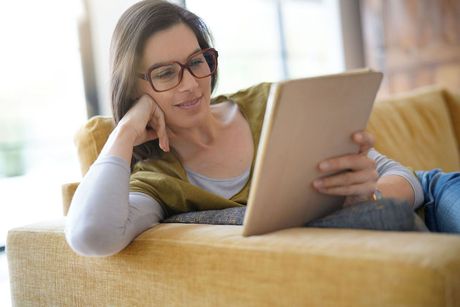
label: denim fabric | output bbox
[416,169,460,233]
[164,199,421,232]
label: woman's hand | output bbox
[312,131,378,207]
[118,94,170,152]
[100,95,170,163]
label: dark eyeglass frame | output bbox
[137,48,219,93]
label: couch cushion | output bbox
[7,219,460,306]
[74,116,115,175]
[443,90,460,154]
[367,87,460,171]
[164,199,419,231]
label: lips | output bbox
[174,96,202,109]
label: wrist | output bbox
[372,189,383,201]
[99,123,137,163]
[114,122,138,144]
[376,175,415,206]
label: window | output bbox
[186,0,345,95]
[0,0,86,249]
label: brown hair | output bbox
[110,0,217,166]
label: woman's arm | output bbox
[377,175,415,205]
[66,94,170,256]
[65,156,165,257]
[100,94,170,163]
[369,149,424,208]
[312,132,421,207]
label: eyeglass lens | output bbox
[150,49,216,91]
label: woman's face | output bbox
[137,23,213,129]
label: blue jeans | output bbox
[416,169,460,233]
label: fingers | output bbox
[318,152,376,173]
[150,106,169,152]
[314,135,378,198]
[313,168,378,195]
[144,127,159,141]
[315,181,376,197]
[317,131,375,172]
[313,168,378,189]
[352,131,374,154]
[119,94,170,151]
[146,96,170,152]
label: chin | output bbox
[169,105,209,128]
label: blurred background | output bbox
[1,0,459,305]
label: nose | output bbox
[178,68,199,92]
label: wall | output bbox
[360,0,460,97]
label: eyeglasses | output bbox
[137,48,218,92]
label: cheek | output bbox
[199,77,212,95]
[138,81,173,110]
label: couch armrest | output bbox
[7,220,460,306]
[61,182,79,216]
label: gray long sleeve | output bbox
[65,156,165,257]
[368,148,424,209]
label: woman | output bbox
[65,0,427,257]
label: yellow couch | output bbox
[7,86,460,306]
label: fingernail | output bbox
[319,162,329,171]
[355,133,363,141]
[313,180,323,188]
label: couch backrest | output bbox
[74,116,115,175]
[367,86,460,172]
[444,90,460,152]
[74,86,460,176]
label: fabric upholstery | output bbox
[164,206,246,225]
[366,87,460,171]
[165,199,418,232]
[7,220,460,306]
[74,115,115,176]
[444,90,460,154]
[61,182,79,215]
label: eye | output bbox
[152,66,176,80]
[189,57,205,67]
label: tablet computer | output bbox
[242,69,383,236]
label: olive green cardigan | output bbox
[129,83,271,216]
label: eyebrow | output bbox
[148,48,202,71]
